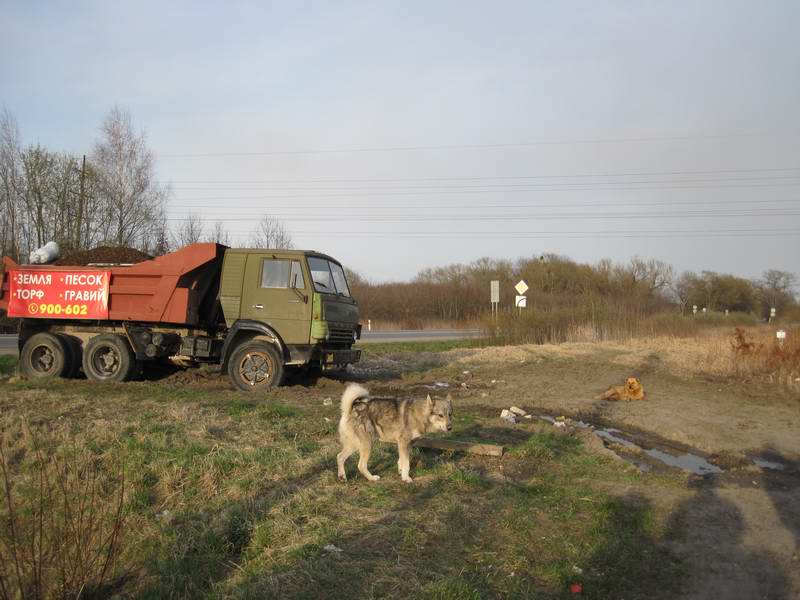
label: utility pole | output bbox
[76,155,86,249]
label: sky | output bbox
[2,1,799,282]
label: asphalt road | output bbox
[0,334,17,357]
[0,329,484,357]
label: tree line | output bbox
[348,255,798,325]
[0,107,292,263]
[1,107,795,328]
[0,107,170,261]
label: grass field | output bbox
[0,375,686,599]
[356,338,488,354]
[0,355,17,377]
[1,326,798,599]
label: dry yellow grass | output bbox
[453,325,799,391]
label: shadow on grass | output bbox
[662,474,793,599]
[132,424,800,599]
[153,433,686,599]
[135,453,334,598]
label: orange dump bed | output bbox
[0,243,226,326]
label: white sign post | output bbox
[777,329,786,348]
[692,305,698,315]
[770,307,776,323]
[490,280,500,320]
[514,280,528,315]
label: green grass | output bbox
[0,378,684,599]
[0,355,17,376]
[356,338,489,354]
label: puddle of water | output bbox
[533,412,787,476]
[596,429,721,474]
[752,458,787,471]
[644,448,722,475]
[595,429,642,452]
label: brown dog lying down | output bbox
[598,377,645,401]
[336,384,453,483]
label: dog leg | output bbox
[337,444,355,482]
[357,442,380,482]
[398,440,413,483]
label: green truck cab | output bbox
[217,249,362,390]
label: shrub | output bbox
[0,432,126,600]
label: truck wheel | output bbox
[82,334,136,382]
[20,333,69,380]
[58,334,83,379]
[228,341,284,391]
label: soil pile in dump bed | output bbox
[54,246,153,266]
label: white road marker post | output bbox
[776,329,786,349]
[490,280,500,321]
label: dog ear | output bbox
[426,394,434,408]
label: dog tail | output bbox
[340,383,369,416]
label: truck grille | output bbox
[329,326,355,343]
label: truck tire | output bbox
[228,341,284,391]
[58,334,83,379]
[19,333,69,380]
[82,334,136,382]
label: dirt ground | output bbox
[1,335,798,598]
[343,339,800,599]
[146,336,800,598]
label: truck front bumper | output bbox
[322,348,361,366]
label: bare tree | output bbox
[670,272,696,314]
[148,218,171,256]
[757,269,798,317]
[204,220,231,246]
[91,106,169,249]
[626,256,674,292]
[0,108,23,259]
[249,215,293,249]
[173,213,205,246]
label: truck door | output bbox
[240,255,312,345]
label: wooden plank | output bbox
[413,437,504,457]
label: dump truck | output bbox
[0,243,361,391]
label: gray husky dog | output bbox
[337,384,453,483]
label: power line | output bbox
[166,182,800,202]
[162,208,800,222]
[216,230,800,240]
[293,232,800,239]
[168,174,800,191]
[167,198,799,212]
[159,131,796,158]
[167,176,800,194]
[159,165,800,184]
[221,227,800,235]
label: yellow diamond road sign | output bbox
[514,280,528,295]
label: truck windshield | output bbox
[308,257,351,296]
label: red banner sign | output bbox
[7,270,110,319]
